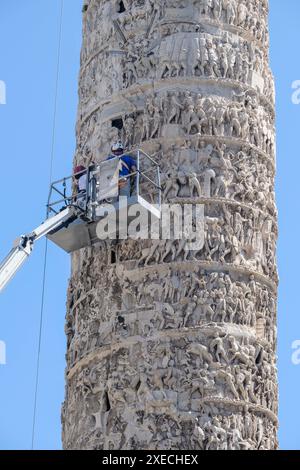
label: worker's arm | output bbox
[0,206,77,293]
[122,155,137,173]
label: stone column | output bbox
[62,0,278,450]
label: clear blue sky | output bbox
[0,0,299,450]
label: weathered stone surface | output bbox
[62,0,278,450]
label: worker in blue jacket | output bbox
[107,141,137,197]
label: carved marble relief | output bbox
[63,0,278,450]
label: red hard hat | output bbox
[74,165,86,180]
[74,165,86,174]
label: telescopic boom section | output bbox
[0,207,75,293]
[0,240,32,293]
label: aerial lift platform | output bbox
[0,149,161,292]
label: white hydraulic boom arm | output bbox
[0,206,77,293]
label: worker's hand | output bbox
[119,179,127,189]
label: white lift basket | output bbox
[46,149,162,253]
